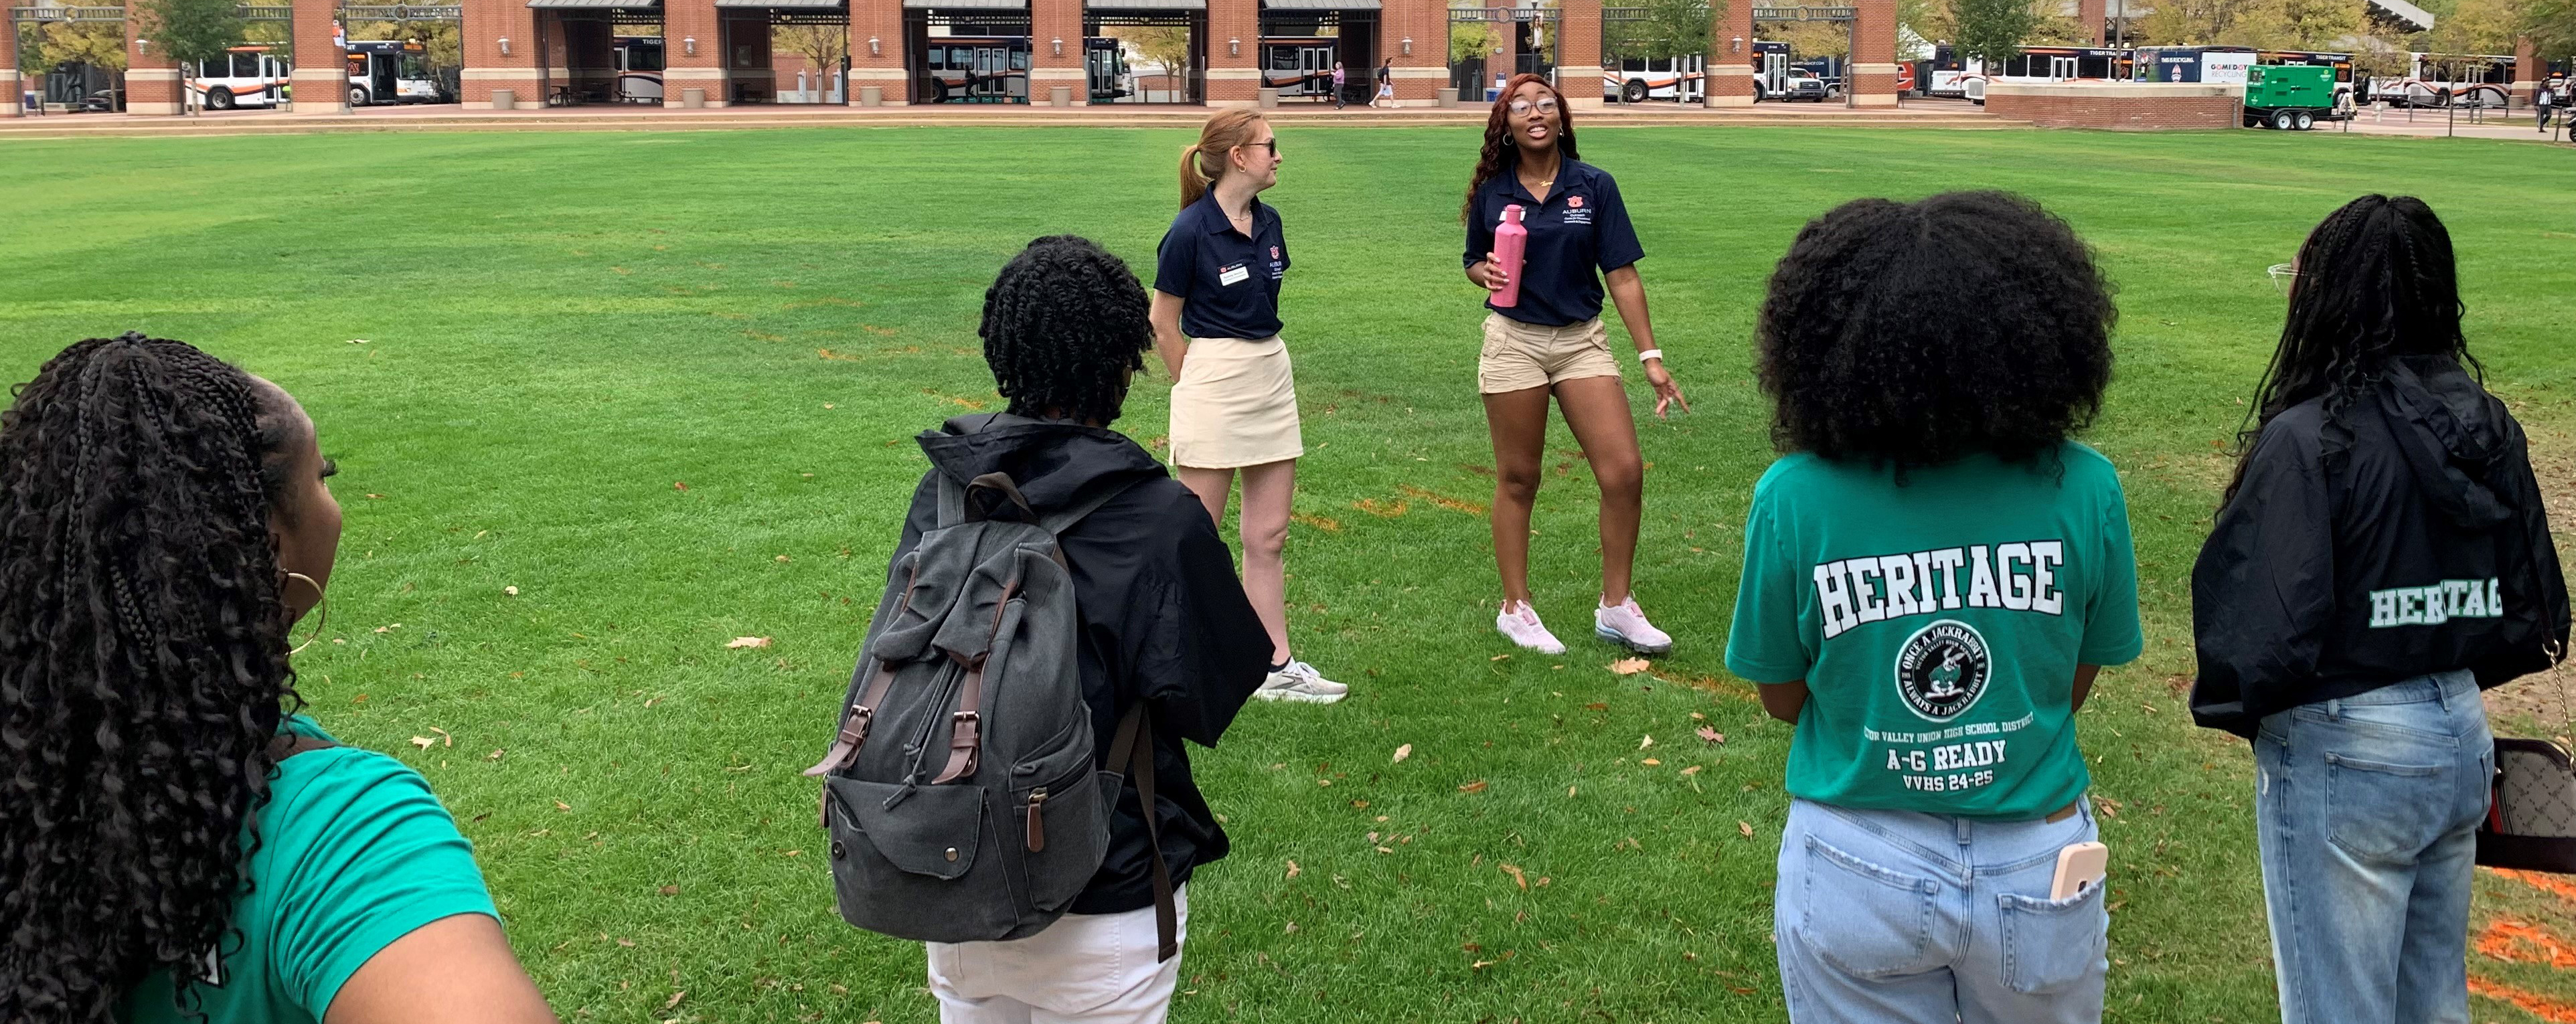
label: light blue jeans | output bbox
[2255,669,2493,1024]
[1774,798,2108,1023]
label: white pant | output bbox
[925,886,1190,1024]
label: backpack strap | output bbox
[805,661,902,779]
[935,473,967,528]
[1106,703,1180,962]
[268,734,341,762]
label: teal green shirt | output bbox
[120,718,498,1024]
[1725,444,2144,820]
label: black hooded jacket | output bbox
[2190,355,2570,738]
[896,413,1270,914]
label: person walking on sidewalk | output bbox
[1330,62,1347,108]
[1153,110,1348,705]
[1463,73,1688,657]
[2190,194,2571,1024]
[1375,58,1395,107]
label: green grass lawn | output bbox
[3,124,2572,1023]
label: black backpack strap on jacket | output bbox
[1106,703,1180,962]
[267,734,341,762]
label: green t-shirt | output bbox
[120,717,498,1024]
[1724,444,2144,820]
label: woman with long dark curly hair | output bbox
[1723,193,2140,1023]
[0,334,553,1024]
[1462,72,1688,658]
[2190,197,2566,1024]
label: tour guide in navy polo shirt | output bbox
[1148,109,1348,707]
[1460,73,1690,662]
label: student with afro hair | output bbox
[1723,192,2143,1024]
[890,236,1273,1023]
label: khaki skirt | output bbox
[1170,336,1304,469]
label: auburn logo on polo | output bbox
[1271,246,1281,259]
[1568,195,1585,208]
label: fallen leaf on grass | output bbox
[408,736,434,750]
[1689,711,1706,721]
[727,636,773,649]
[1609,658,1652,675]
[428,726,452,747]
[1738,821,1755,838]
[555,800,572,812]
[1698,726,1724,744]
[1457,779,1488,794]
[661,991,686,1011]
[1584,702,1608,711]
[1490,654,1511,661]
[504,586,519,596]
[658,885,679,896]
[1500,863,1528,889]
[1567,785,1578,797]
[1680,766,1703,776]
[616,937,635,948]
[673,481,689,491]
[1639,734,1656,750]
[1640,758,1661,766]
[487,748,505,760]
[1285,859,1301,880]
[1392,744,1413,764]
[2096,797,2122,819]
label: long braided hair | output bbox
[0,334,309,1022]
[2225,195,2475,503]
[1461,73,1580,225]
[979,236,1154,426]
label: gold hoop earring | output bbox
[283,572,327,656]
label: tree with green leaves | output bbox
[1951,0,2038,64]
[1636,0,1714,59]
[135,0,243,111]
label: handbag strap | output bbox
[1107,703,1179,961]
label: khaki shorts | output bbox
[1478,313,1621,394]
[1170,336,1304,469]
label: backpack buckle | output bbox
[931,711,983,784]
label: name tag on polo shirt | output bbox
[1218,263,1251,286]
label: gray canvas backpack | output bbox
[805,471,1178,956]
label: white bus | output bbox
[185,46,289,110]
[1604,54,1704,103]
[345,40,447,106]
[2375,52,2516,108]
[615,35,664,103]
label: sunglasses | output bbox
[2267,262,2299,296]
[1508,98,1560,115]
[1246,139,1281,157]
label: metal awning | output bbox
[1091,0,1204,9]
[1264,0,1380,9]
[714,0,840,7]
[527,0,657,9]
[2366,0,2433,31]
[903,0,1026,8]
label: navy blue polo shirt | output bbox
[1154,193,1289,341]
[1463,159,1643,328]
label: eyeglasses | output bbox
[2267,262,2299,296]
[1507,98,1560,115]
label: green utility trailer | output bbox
[2244,64,2342,130]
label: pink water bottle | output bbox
[1491,204,1529,308]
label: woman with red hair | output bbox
[1463,73,1688,657]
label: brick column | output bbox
[846,0,906,103]
[2075,0,2103,45]
[1558,0,1597,106]
[1382,0,1439,104]
[127,9,183,114]
[1704,0,1750,106]
[290,0,344,112]
[2513,35,2537,108]
[461,0,540,107]
[2,5,23,117]
[1493,9,1514,90]
[664,0,724,105]
[1029,0,1082,103]
[1204,0,1255,106]
[1848,0,1895,105]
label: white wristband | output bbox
[1637,348,1664,363]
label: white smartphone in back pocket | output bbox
[2051,841,2109,900]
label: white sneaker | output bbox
[1256,661,1348,704]
[1595,596,1674,655]
[1496,600,1567,655]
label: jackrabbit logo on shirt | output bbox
[1895,620,1991,721]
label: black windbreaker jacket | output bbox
[2190,355,2569,738]
[895,413,1271,914]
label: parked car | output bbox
[1769,67,1833,101]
